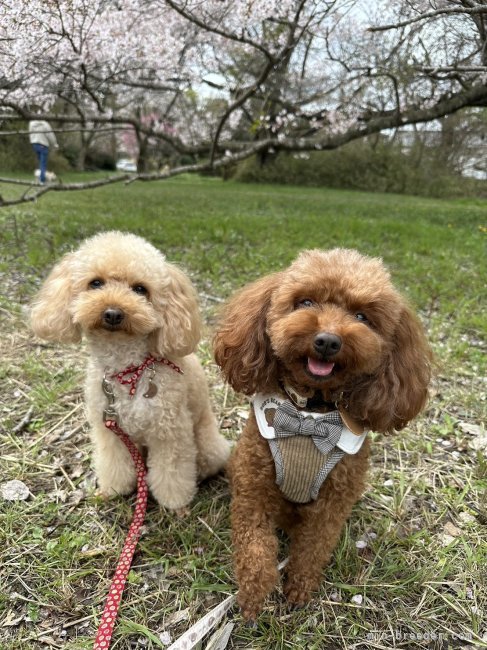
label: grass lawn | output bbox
[0,174,486,649]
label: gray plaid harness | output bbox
[253,393,368,503]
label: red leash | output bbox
[94,356,182,649]
[93,420,148,649]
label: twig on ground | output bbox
[12,406,34,434]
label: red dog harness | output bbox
[94,356,182,649]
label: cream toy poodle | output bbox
[31,231,230,509]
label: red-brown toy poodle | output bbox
[214,248,432,622]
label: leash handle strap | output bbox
[93,420,148,649]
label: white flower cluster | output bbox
[0,0,483,157]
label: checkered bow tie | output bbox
[273,400,343,454]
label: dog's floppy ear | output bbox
[214,273,281,395]
[352,301,432,432]
[149,262,201,358]
[386,303,432,429]
[30,253,82,343]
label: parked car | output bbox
[116,158,137,172]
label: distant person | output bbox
[28,119,58,184]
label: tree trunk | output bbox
[76,143,87,171]
[137,134,150,173]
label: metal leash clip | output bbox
[143,364,158,399]
[102,375,118,423]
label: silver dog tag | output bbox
[143,364,158,398]
[143,381,158,398]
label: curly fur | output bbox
[214,248,432,620]
[31,231,230,510]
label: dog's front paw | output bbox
[237,594,264,624]
[95,488,114,500]
[197,435,232,481]
[283,575,315,609]
[147,472,197,510]
[97,474,136,498]
[159,491,196,510]
[175,506,191,518]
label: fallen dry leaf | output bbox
[444,521,462,537]
[1,479,30,501]
[165,607,190,626]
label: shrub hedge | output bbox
[231,140,485,199]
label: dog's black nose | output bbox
[103,308,124,327]
[313,332,342,357]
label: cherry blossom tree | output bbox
[0,0,486,206]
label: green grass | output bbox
[0,175,486,649]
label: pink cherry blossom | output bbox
[0,0,485,204]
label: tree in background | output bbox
[0,0,486,205]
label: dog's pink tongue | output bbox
[307,357,335,376]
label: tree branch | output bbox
[2,80,485,209]
[163,0,274,60]
[369,4,487,32]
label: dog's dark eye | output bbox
[355,312,368,322]
[89,279,104,289]
[132,284,148,296]
[298,299,314,308]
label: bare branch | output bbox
[0,174,132,207]
[369,4,487,32]
[0,126,127,137]
[419,66,487,73]
[0,142,273,207]
[209,57,275,164]
[163,0,275,60]
[3,80,485,209]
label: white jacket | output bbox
[29,120,58,148]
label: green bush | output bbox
[0,121,35,172]
[46,150,72,174]
[84,149,116,171]
[232,140,486,199]
[60,142,81,169]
